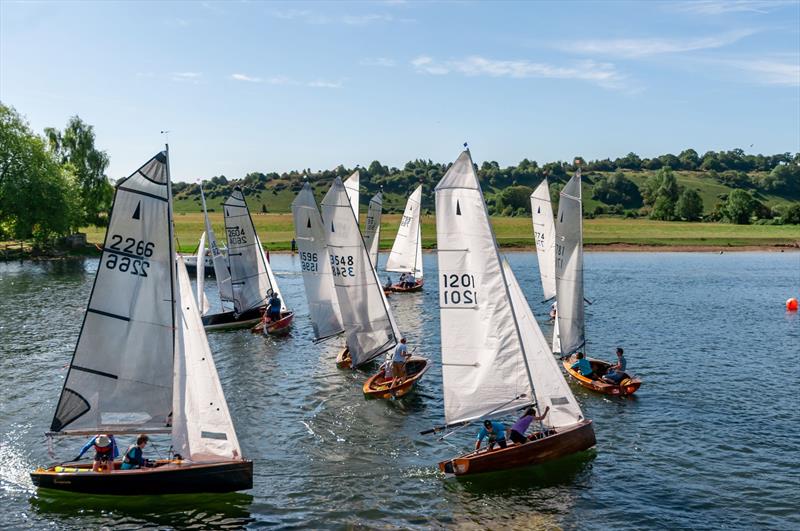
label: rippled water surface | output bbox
[1,252,798,530]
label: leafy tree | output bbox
[495,185,534,214]
[45,116,112,227]
[644,157,663,170]
[651,195,675,220]
[678,149,700,170]
[723,189,756,224]
[615,152,642,170]
[658,153,680,170]
[675,189,704,221]
[700,151,722,171]
[642,167,679,220]
[368,160,387,176]
[591,172,642,207]
[783,203,800,224]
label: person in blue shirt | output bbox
[602,348,628,384]
[121,434,151,470]
[76,434,119,472]
[570,352,594,378]
[475,419,508,451]
[267,290,282,322]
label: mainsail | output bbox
[555,171,585,356]
[364,191,382,268]
[531,178,556,301]
[201,188,233,302]
[50,151,174,435]
[172,258,242,462]
[223,188,276,314]
[386,184,423,279]
[435,151,532,425]
[321,177,400,367]
[292,182,344,340]
[343,171,360,223]
[195,232,210,315]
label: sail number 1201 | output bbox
[441,273,477,306]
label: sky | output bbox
[1,0,799,182]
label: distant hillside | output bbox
[172,150,799,221]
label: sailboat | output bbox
[184,189,229,278]
[291,181,344,341]
[557,171,641,396]
[30,149,252,494]
[530,178,560,353]
[321,178,429,395]
[201,187,293,333]
[385,185,424,292]
[424,149,595,477]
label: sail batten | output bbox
[555,172,585,356]
[322,178,400,367]
[386,185,423,278]
[292,183,344,340]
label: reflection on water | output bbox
[1,252,798,529]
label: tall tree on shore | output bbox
[675,189,704,221]
[45,116,112,227]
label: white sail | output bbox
[172,258,242,462]
[435,150,532,426]
[321,177,400,367]
[531,178,556,301]
[50,151,174,434]
[552,316,562,354]
[555,172,585,356]
[292,182,344,340]
[223,188,274,314]
[201,188,233,302]
[344,171,360,224]
[503,260,583,429]
[255,234,287,312]
[364,191,382,267]
[386,185,424,279]
[195,232,210,315]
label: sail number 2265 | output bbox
[441,273,477,306]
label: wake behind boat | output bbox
[31,148,252,495]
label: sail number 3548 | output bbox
[330,254,355,277]
[105,235,153,277]
[441,273,477,306]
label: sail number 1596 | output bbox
[441,273,477,306]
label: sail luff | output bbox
[555,171,586,356]
[531,178,557,301]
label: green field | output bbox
[78,213,800,254]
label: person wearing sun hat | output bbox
[75,434,119,472]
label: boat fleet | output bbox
[30,145,642,494]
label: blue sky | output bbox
[1,0,798,182]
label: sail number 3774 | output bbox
[441,273,477,306]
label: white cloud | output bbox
[557,30,756,58]
[308,80,343,89]
[231,73,262,82]
[171,72,202,83]
[360,57,396,67]
[669,1,793,15]
[342,13,393,25]
[272,9,396,25]
[267,75,294,85]
[411,55,628,89]
[725,58,800,86]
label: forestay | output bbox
[555,172,585,356]
[435,150,532,426]
[172,258,242,462]
[344,171,360,224]
[321,178,400,367]
[292,183,343,339]
[201,188,233,302]
[531,178,556,301]
[50,151,174,434]
[386,185,423,279]
[195,232,210,315]
[503,261,583,428]
[223,188,274,314]
[364,192,382,268]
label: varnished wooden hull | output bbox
[336,347,351,369]
[438,420,595,477]
[390,279,424,293]
[260,311,294,335]
[202,306,264,331]
[362,357,429,399]
[30,459,253,495]
[562,356,642,396]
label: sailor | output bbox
[384,276,393,290]
[570,352,594,378]
[398,272,408,287]
[404,273,416,288]
[601,347,627,384]
[391,337,410,383]
[267,290,282,322]
[121,434,151,470]
[549,302,557,321]
[475,419,507,451]
[76,434,118,472]
[509,406,550,444]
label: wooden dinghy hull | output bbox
[438,420,595,477]
[202,306,264,331]
[260,311,294,335]
[362,357,429,399]
[30,459,253,495]
[562,356,642,396]
[390,279,424,293]
[336,347,351,369]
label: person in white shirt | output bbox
[391,338,410,383]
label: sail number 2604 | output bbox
[441,273,477,306]
[105,235,153,277]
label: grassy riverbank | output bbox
[76,213,799,254]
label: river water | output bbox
[1,251,798,530]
